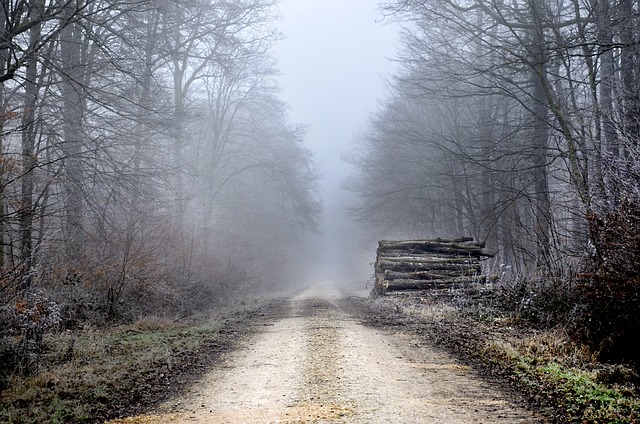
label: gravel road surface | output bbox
[108,286,543,423]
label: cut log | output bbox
[384,276,487,291]
[377,249,485,259]
[383,269,481,281]
[378,261,482,274]
[377,256,480,265]
[379,237,476,246]
[380,248,489,259]
[378,239,487,251]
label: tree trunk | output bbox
[383,268,481,281]
[529,0,552,265]
[132,8,161,210]
[18,0,45,290]
[171,2,186,224]
[619,0,639,159]
[60,9,85,262]
[597,0,617,153]
[385,276,488,292]
[0,5,7,271]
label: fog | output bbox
[0,0,405,323]
[273,0,398,289]
[3,1,639,403]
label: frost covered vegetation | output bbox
[0,300,283,423]
[361,294,640,423]
[349,0,640,367]
[0,0,319,387]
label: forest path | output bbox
[109,285,542,423]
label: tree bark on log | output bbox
[378,239,487,251]
[377,256,480,265]
[379,247,491,258]
[379,237,476,246]
[385,276,487,291]
[383,269,481,281]
[377,262,482,273]
[372,237,492,296]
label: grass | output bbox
[488,329,640,422]
[540,363,623,418]
[382,295,640,423]
[0,301,276,423]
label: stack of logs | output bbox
[372,237,492,296]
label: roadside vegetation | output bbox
[362,280,640,423]
[0,299,283,424]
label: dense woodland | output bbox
[3,0,640,396]
[349,0,640,362]
[0,0,321,362]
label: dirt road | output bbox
[110,286,543,423]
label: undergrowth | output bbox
[383,295,640,423]
[0,300,275,423]
[487,339,640,422]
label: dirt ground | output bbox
[107,285,544,423]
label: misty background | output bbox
[0,0,401,323]
[273,0,398,288]
[3,0,640,365]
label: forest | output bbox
[349,0,640,364]
[0,0,320,380]
[2,0,640,421]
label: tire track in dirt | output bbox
[107,286,544,423]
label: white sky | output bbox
[272,0,398,202]
[271,0,399,285]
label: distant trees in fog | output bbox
[350,0,640,275]
[0,0,320,319]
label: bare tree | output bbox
[0,0,319,316]
[17,0,45,289]
[161,0,277,223]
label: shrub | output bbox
[0,291,61,384]
[493,275,575,327]
[570,198,640,364]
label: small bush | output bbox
[570,198,640,364]
[491,274,575,328]
[0,291,62,387]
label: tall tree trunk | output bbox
[619,0,639,160]
[529,0,552,265]
[18,0,45,290]
[0,5,8,271]
[60,9,85,263]
[478,102,498,252]
[132,8,160,210]
[597,0,618,203]
[473,8,499,252]
[171,2,186,224]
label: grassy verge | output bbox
[0,299,283,424]
[356,295,640,423]
[483,333,640,422]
